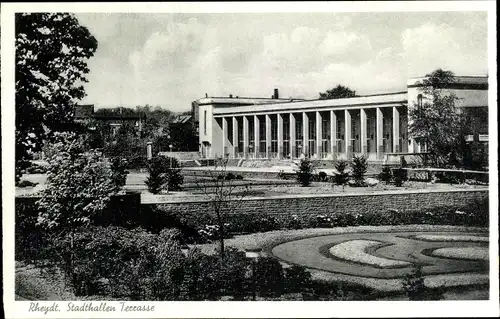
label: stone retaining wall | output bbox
[154,189,488,217]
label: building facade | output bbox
[196,76,488,161]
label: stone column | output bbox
[290,113,296,158]
[316,111,322,158]
[393,106,400,153]
[265,114,271,158]
[232,117,238,159]
[360,108,367,155]
[376,107,384,159]
[254,115,260,158]
[277,114,283,159]
[243,116,249,158]
[222,117,227,158]
[330,110,337,159]
[345,109,352,158]
[302,112,309,157]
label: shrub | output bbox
[37,134,122,231]
[254,257,284,297]
[110,157,129,189]
[402,263,443,301]
[284,265,312,293]
[24,163,48,174]
[351,155,368,186]
[334,160,350,187]
[378,165,392,184]
[393,168,408,187]
[145,155,183,194]
[296,157,314,187]
[317,171,328,182]
[283,214,304,230]
[145,156,169,194]
[225,172,236,180]
[235,174,244,180]
[16,180,38,188]
[127,155,148,170]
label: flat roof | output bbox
[196,97,300,106]
[213,92,408,116]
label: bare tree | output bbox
[194,157,250,260]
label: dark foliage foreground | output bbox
[15,225,376,301]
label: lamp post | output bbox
[169,144,173,167]
[245,248,261,301]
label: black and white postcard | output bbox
[2,1,498,318]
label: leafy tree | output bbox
[408,69,467,167]
[37,132,122,231]
[296,157,314,187]
[351,155,368,186]
[319,85,357,100]
[15,13,98,183]
[35,133,123,294]
[145,155,183,194]
[102,122,148,168]
[334,159,350,188]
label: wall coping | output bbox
[151,187,488,205]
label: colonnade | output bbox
[219,106,409,160]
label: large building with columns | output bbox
[195,76,488,161]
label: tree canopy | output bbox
[15,13,98,181]
[319,85,357,100]
[408,69,465,167]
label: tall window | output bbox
[271,116,278,153]
[417,94,423,116]
[204,110,207,135]
[295,116,303,140]
[308,115,315,140]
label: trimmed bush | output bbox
[351,155,368,186]
[378,165,393,184]
[334,160,350,187]
[393,168,408,187]
[225,172,236,181]
[296,157,314,187]
[318,171,328,182]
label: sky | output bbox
[75,11,488,112]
